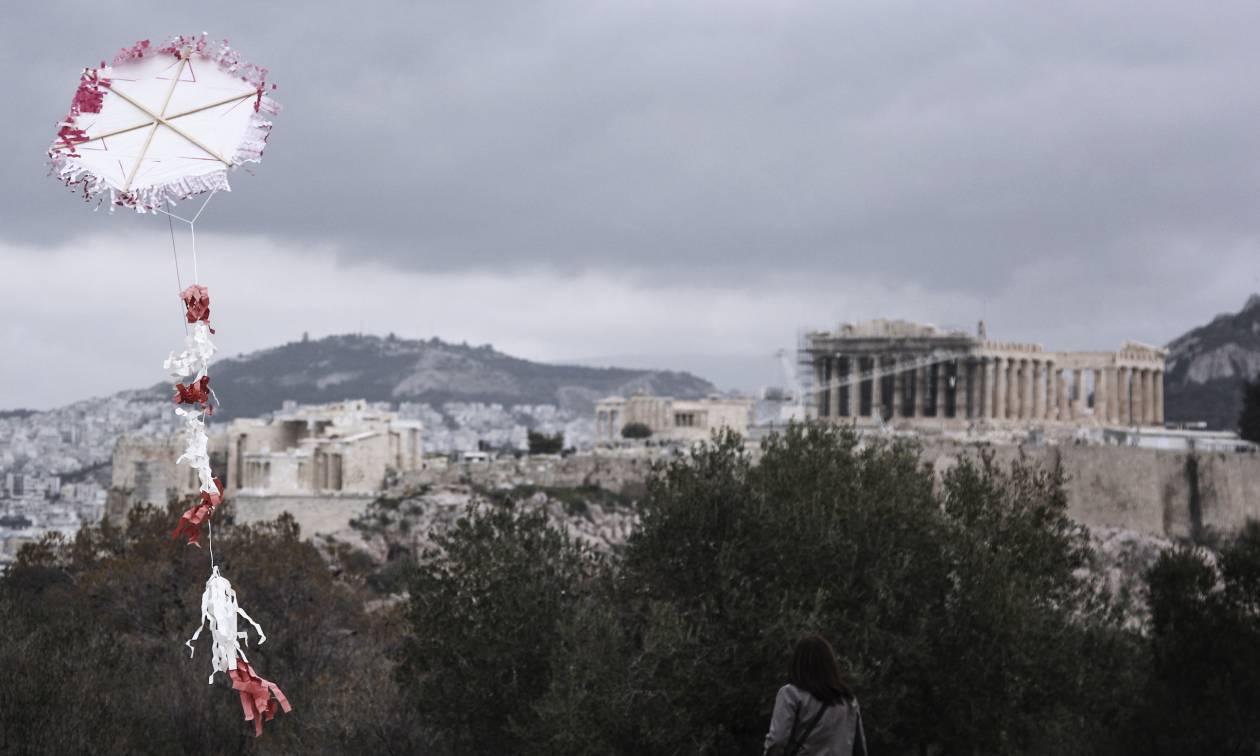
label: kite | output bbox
[47,33,289,735]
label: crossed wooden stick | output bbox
[53,58,258,192]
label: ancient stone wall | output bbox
[229,493,377,539]
[403,452,663,495]
[222,443,1260,546]
[915,441,1260,541]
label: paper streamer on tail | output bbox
[186,566,292,734]
[231,659,293,736]
[172,477,224,546]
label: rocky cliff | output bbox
[1164,294,1260,429]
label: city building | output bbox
[227,399,423,495]
[595,393,755,444]
[803,319,1167,427]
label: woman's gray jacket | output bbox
[763,683,863,756]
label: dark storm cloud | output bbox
[5,0,1260,295]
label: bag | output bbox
[852,704,868,756]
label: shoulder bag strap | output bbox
[785,701,829,756]
[853,704,868,756]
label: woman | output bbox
[764,635,867,756]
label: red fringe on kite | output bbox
[69,68,110,117]
[174,375,213,412]
[230,658,292,736]
[172,478,223,546]
[180,284,214,330]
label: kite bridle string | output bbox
[156,189,216,284]
[166,212,190,335]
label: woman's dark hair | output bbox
[789,634,854,706]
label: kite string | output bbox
[167,209,190,335]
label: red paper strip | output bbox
[229,658,292,736]
[180,284,213,327]
[174,375,213,413]
[171,478,223,546]
[112,39,153,65]
[70,68,110,117]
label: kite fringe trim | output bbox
[47,34,280,213]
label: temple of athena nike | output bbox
[804,319,1167,428]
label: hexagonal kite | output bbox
[46,34,288,736]
[49,34,278,210]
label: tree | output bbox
[398,504,597,755]
[1127,521,1260,754]
[620,422,652,440]
[1240,372,1260,444]
[0,501,416,755]
[527,430,564,455]
[531,425,1125,755]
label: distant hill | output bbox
[179,334,717,421]
[1164,294,1260,430]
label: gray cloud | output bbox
[4,0,1260,406]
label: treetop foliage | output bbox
[1240,371,1260,444]
[5,423,1260,755]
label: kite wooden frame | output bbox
[52,89,257,150]
[53,61,258,191]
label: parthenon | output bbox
[805,320,1167,427]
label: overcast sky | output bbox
[4,1,1260,409]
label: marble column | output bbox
[826,355,836,415]
[1020,359,1031,419]
[1027,361,1038,420]
[1133,369,1145,425]
[1033,360,1043,418]
[1013,361,1024,421]
[993,358,1007,420]
[1117,367,1127,424]
[1068,369,1081,419]
[1128,367,1139,425]
[891,358,904,419]
[936,362,948,418]
[1022,360,1035,420]
[1009,360,1021,419]
[1006,359,1017,419]
[831,356,844,419]
[1044,361,1056,421]
[1105,368,1118,424]
[980,358,993,419]
[871,358,884,420]
[1134,368,1145,425]
[814,359,825,419]
[847,358,860,417]
[1056,369,1069,421]
[1002,360,1014,419]
[1095,367,1109,424]
[914,365,927,418]
[1143,369,1155,425]
[965,360,977,419]
[1154,369,1165,426]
